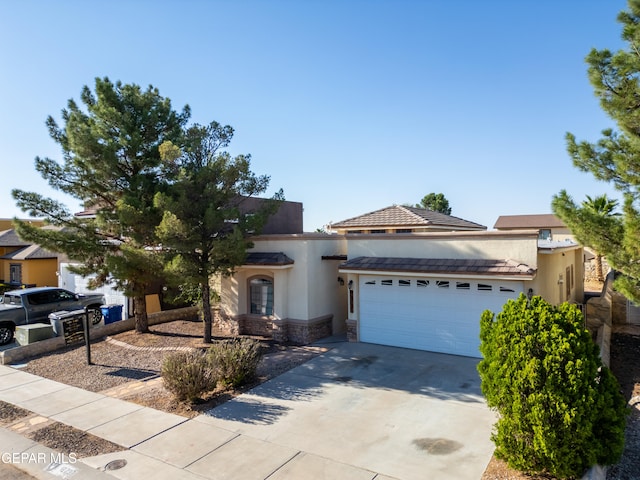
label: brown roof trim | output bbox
[343,230,539,240]
[244,252,294,266]
[250,233,346,241]
[494,214,566,230]
[339,256,536,278]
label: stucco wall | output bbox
[26,258,59,287]
[533,248,583,305]
[219,234,348,334]
[3,258,58,287]
[346,231,539,268]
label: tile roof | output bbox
[0,229,30,247]
[245,252,294,266]
[0,244,58,260]
[339,256,536,277]
[330,205,486,230]
[493,214,566,230]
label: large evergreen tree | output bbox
[12,77,190,333]
[155,122,282,343]
[552,0,640,302]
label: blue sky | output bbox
[0,0,630,231]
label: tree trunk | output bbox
[595,253,604,283]
[134,295,149,333]
[202,283,212,344]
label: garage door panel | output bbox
[359,275,522,357]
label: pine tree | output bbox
[13,77,190,333]
[155,122,282,343]
[552,0,640,302]
[416,192,452,214]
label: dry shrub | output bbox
[161,350,216,403]
[207,338,262,388]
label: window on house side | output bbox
[478,284,492,291]
[381,279,393,286]
[365,280,376,285]
[456,282,470,290]
[249,277,274,316]
[436,281,449,288]
[571,264,574,289]
[538,229,552,241]
[395,229,412,233]
[417,280,429,288]
[399,279,410,287]
[500,286,515,293]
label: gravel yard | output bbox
[19,319,328,416]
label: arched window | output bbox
[249,277,274,315]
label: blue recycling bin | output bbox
[100,304,123,324]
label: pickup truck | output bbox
[0,287,105,345]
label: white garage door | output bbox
[359,275,523,357]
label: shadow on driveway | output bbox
[202,342,496,480]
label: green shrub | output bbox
[478,294,628,479]
[161,350,216,403]
[207,338,262,388]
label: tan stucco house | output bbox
[216,205,584,358]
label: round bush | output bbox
[478,294,628,478]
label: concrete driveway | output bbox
[202,341,496,480]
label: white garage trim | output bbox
[358,275,523,357]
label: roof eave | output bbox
[337,267,536,281]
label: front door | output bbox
[9,264,22,285]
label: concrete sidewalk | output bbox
[0,342,495,480]
[0,355,399,479]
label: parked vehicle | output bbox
[0,287,105,345]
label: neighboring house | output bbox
[328,205,487,234]
[216,205,584,358]
[493,213,573,241]
[0,228,58,288]
[0,218,44,232]
[494,213,605,282]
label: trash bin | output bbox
[100,304,123,324]
[49,310,86,336]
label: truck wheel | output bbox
[0,325,14,346]
[88,308,103,326]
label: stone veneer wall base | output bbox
[214,308,333,345]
